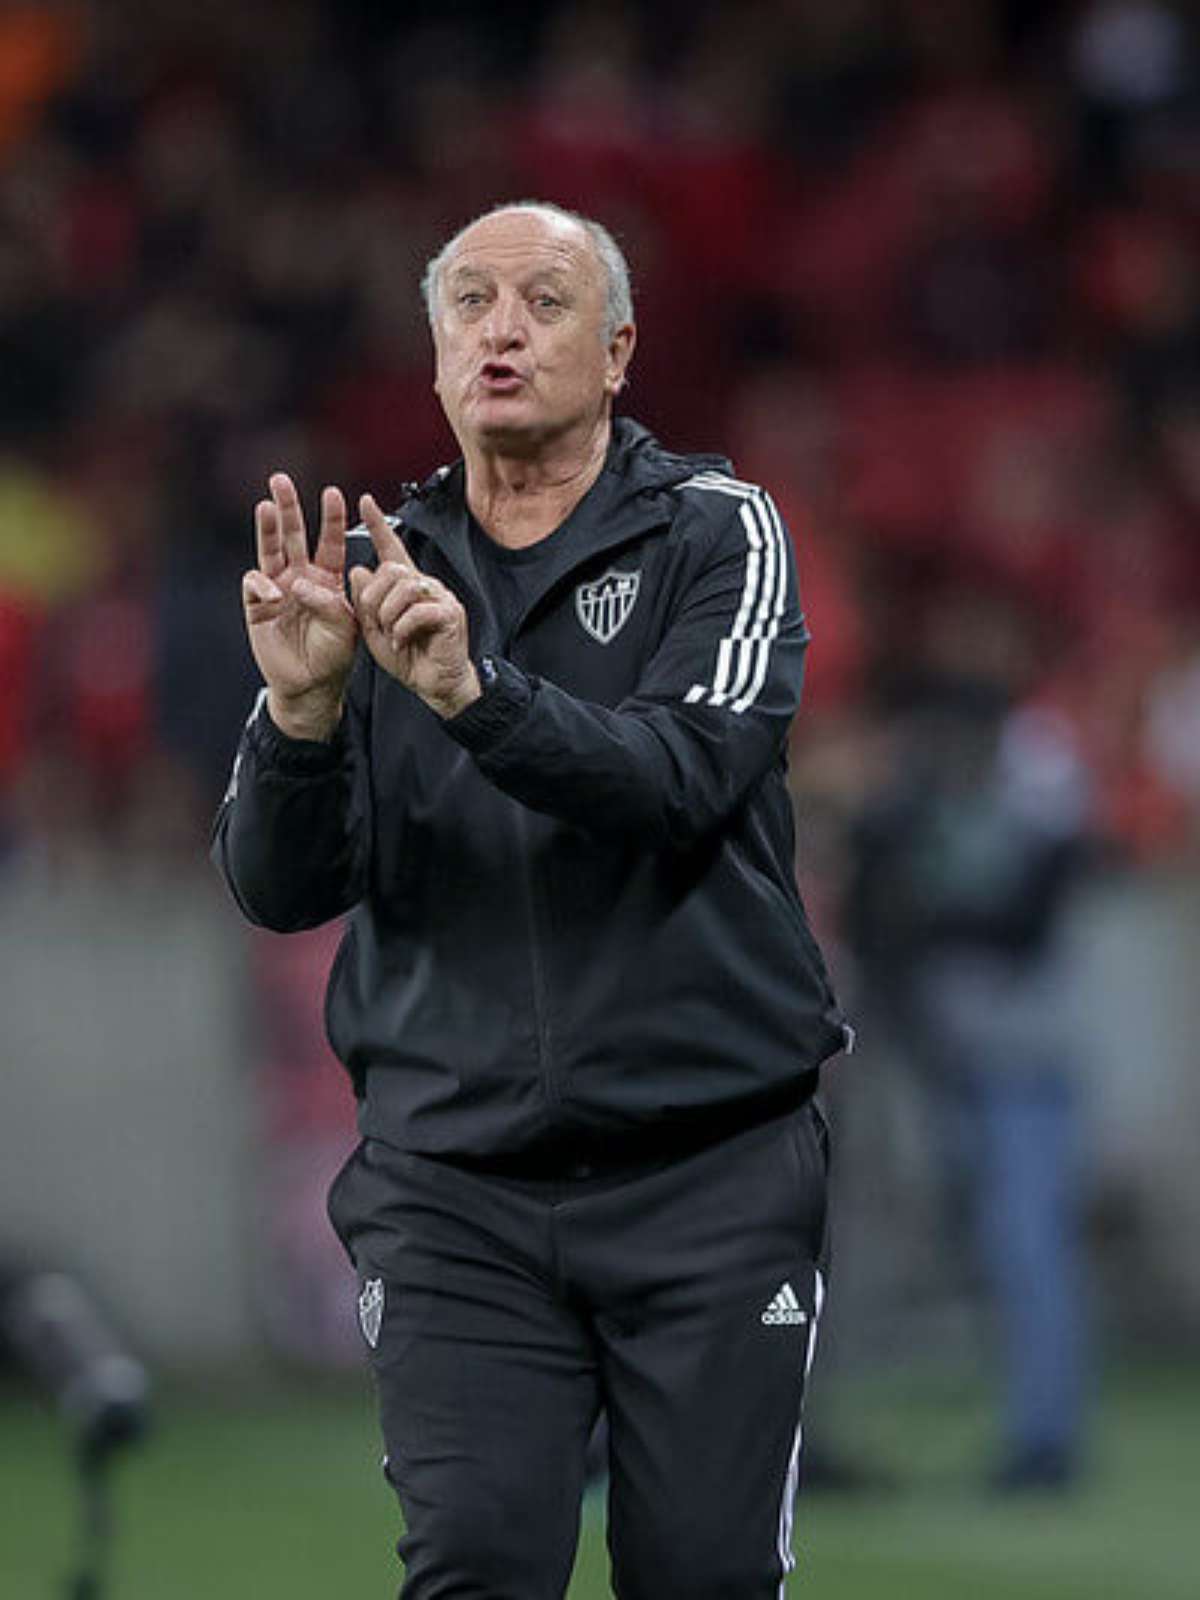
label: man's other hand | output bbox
[242,474,358,741]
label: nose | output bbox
[481,290,527,351]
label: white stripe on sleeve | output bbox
[222,687,269,802]
[680,473,789,715]
[732,491,789,714]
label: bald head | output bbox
[426,202,636,462]
[422,201,634,343]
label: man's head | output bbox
[422,202,636,459]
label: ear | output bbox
[605,322,636,397]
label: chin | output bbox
[471,415,552,453]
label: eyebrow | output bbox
[446,262,577,291]
[526,269,572,290]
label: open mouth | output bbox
[479,363,525,390]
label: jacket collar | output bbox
[395,418,731,625]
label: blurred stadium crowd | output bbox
[2,0,1200,873]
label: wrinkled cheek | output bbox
[435,365,470,417]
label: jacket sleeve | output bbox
[210,670,370,932]
[444,484,809,849]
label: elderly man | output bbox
[214,201,849,1599]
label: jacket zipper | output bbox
[398,527,556,1109]
[407,501,669,1121]
[407,531,559,1112]
[511,804,558,1112]
[500,603,558,1113]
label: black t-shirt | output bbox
[469,514,580,646]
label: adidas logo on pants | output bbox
[762,1281,809,1326]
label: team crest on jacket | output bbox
[575,567,641,644]
[358,1277,384,1348]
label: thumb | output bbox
[348,566,392,663]
[348,565,383,634]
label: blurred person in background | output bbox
[850,591,1097,1492]
[213,201,850,1598]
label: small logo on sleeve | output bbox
[358,1277,384,1348]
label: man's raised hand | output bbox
[242,474,358,741]
[349,494,480,720]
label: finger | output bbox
[352,606,394,681]
[360,492,412,566]
[242,568,285,618]
[313,485,347,577]
[389,600,452,653]
[377,574,436,632]
[270,472,309,569]
[349,566,389,647]
[255,500,285,580]
[351,561,410,622]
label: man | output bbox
[214,201,849,1598]
[850,660,1093,1492]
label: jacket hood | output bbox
[603,416,733,496]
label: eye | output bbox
[533,293,563,311]
[457,290,486,308]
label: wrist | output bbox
[266,686,345,743]
[439,654,531,756]
[428,663,483,721]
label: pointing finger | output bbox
[359,493,411,566]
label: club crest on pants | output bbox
[358,1277,384,1348]
[576,568,641,644]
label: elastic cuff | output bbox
[443,656,532,754]
[250,697,350,774]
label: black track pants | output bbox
[328,1104,830,1599]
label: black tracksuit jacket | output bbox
[213,419,848,1168]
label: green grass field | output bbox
[1,1363,1194,1597]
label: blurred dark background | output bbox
[1,1,1198,1594]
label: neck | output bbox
[465,418,613,548]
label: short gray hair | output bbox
[421,201,634,342]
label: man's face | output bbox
[431,209,634,456]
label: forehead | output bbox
[443,210,602,289]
